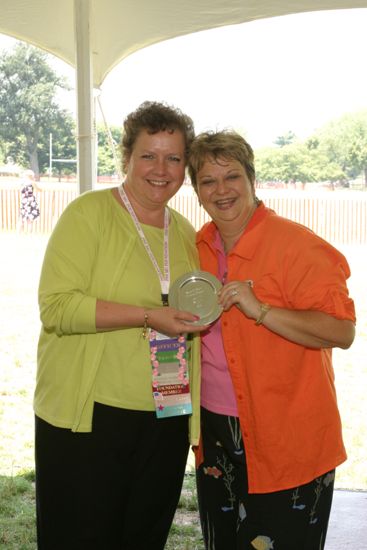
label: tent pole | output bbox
[74,0,96,193]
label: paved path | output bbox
[325,490,367,549]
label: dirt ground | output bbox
[0,233,366,489]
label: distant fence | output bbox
[0,186,76,234]
[170,188,367,245]
[1,185,366,245]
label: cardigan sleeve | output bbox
[38,194,99,336]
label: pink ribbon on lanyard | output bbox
[118,183,170,305]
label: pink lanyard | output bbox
[118,183,170,305]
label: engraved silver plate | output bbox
[168,270,222,325]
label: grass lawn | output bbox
[0,232,366,548]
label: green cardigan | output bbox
[35,188,201,444]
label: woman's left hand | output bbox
[219,279,260,320]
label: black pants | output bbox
[196,408,335,550]
[35,403,189,550]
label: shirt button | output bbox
[223,321,228,327]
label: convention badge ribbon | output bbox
[150,330,192,418]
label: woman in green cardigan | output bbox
[35,101,206,549]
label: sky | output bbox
[1,8,367,148]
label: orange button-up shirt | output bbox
[196,203,356,493]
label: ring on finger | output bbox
[231,289,238,296]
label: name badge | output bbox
[149,330,192,418]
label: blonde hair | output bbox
[188,130,255,192]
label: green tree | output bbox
[274,131,297,147]
[256,142,310,184]
[0,142,6,165]
[256,141,344,186]
[0,42,76,178]
[38,113,77,180]
[97,124,122,176]
[313,110,367,186]
[255,146,284,182]
[256,111,367,186]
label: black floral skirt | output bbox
[196,407,335,550]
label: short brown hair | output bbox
[121,101,195,172]
[188,130,255,192]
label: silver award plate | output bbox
[168,270,222,325]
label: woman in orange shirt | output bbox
[188,130,356,550]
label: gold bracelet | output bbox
[255,303,271,326]
[142,312,149,339]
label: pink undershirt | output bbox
[200,230,239,417]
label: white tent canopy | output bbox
[1,0,367,191]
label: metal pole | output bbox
[74,0,96,194]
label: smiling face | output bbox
[196,156,256,228]
[124,129,186,212]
